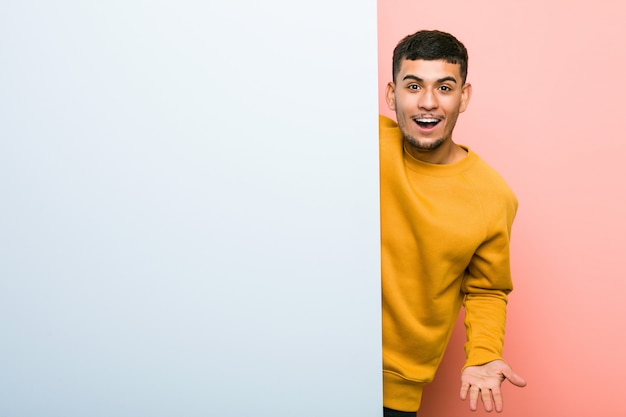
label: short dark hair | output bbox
[392,30,468,84]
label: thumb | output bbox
[503,368,527,388]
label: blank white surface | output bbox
[0,1,380,416]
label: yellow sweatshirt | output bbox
[380,115,518,411]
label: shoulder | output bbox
[379,114,397,130]
[379,115,404,166]
[378,115,403,159]
[464,149,518,210]
[379,115,402,142]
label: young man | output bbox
[380,30,526,416]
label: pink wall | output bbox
[379,1,626,415]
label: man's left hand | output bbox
[460,359,526,413]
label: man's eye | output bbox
[439,85,451,92]
[408,84,419,90]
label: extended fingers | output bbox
[481,387,494,412]
[491,386,504,413]
[459,381,470,400]
[468,384,481,411]
[462,384,503,413]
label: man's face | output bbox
[386,59,471,153]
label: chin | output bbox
[406,136,445,151]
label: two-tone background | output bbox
[2,1,625,416]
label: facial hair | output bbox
[403,133,445,151]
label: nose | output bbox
[418,89,438,110]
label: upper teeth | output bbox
[417,118,438,123]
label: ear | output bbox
[385,82,397,111]
[459,82,472,113]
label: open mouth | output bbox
[414,118,440,129]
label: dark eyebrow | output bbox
[402,75,458,84]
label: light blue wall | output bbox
[0,2,381,416]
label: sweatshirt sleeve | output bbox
[461,187,518,368]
